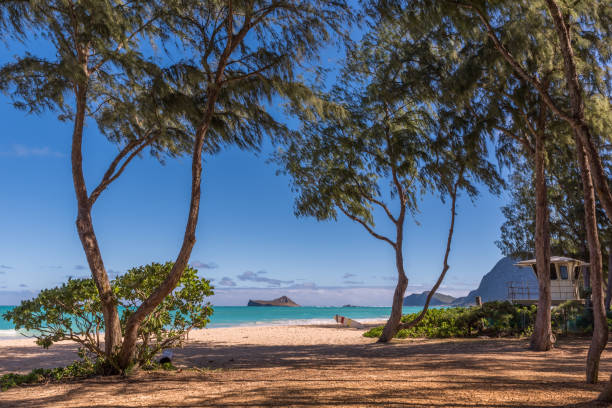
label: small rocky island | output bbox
[247,296,300,307]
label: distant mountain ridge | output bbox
[401,257,536,307]
[450,257,537,306]
[403,291,456,306]
[247,296,300,307]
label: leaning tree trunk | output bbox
[117,24,251,368]
[397,181,459,332]
[378,232,407,343]
[530,108,553,351]
[605,248,612,311]
[576,137,607,384]
[71,85,122,357]
[117,86,220,369]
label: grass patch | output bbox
[2,353,180,391]
[1,358,104,391]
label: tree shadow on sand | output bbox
[1,336,611,407]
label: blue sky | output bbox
[0,17,510,307]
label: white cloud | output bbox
[1,144,63,158]
[236,270,293,286]
[192,261,218,269]
[218,277,237,287]
[0,290,39,305]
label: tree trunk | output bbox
[576,137,607,384]
[397,181,459,332]
[531,267,553,350]
[530,106,553,351]
[75,211,123,356]
[605,248,612,311]
[70,85,122,357]
[377,158,408,343]
[117,87,220,369]
[378,243,407,342]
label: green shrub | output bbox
[364,301,612,340]
[364,301,536,339]
[551,300,612,334]
[551,300,586,333]
[3,262,213,369]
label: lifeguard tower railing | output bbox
[507,281,583,305]
[507,281,539,303]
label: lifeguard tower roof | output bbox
[514,256,589,267]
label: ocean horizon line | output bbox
[0,305,407,335]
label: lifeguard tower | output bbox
[507,256,589,305]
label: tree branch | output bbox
[399,173,462,331]
[223,59,282,84]
[349,175,398,224]
[452,1,574,124]
[90,15,160,75]
[88,133,154,206]
[338,205,396,248]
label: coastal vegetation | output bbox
[1,350,178,392]
[275,14,502,341]
[364,301,609,340]
[364,0,611,390]
[364,302,538,339]
[3,263,213,371]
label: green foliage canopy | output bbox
[152,0,353,154]
[275,10,503,241]
[0,1,193,159]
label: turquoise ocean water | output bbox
[0,305,429,339]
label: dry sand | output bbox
[1,323,612,407]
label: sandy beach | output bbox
[1,323,612,407]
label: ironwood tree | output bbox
[375,0,611,384]
[276,20,501,341]
[115,0,351,369]
[0,0,190,364]
[0,0,351,371]
[371,0,560,349]
[437,0,611,384]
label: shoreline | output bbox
[0,321,387,375]
[0,316,390,341]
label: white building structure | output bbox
[508,256,589,305]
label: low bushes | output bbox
[364,301,536,339]
[364,300,612,340]
[0,350,178,391]
[0,350,104,391]
[551,300,612,334]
